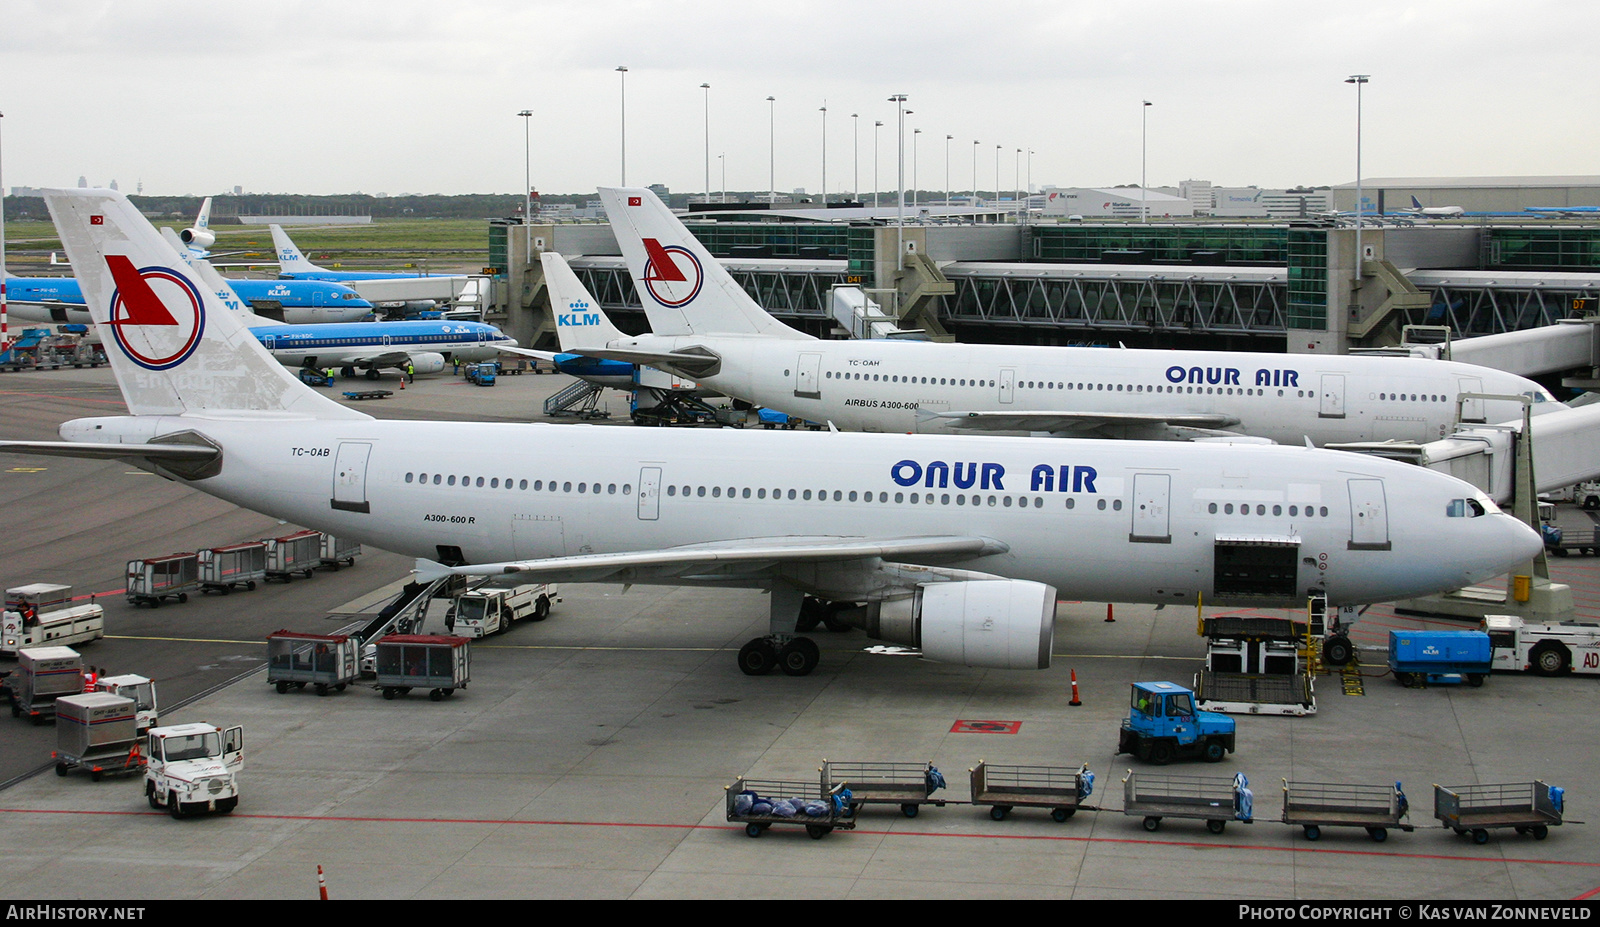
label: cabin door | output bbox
[330,442,372,513]
[1347,478,1391,551]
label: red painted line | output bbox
[1,807,1596,869]
[1573,884,1600,900]
[71,587,125,602]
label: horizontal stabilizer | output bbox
[0,439,219,464]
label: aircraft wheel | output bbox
[737,638,777,676]
[1324,636,1353,666]
[779,638,820,677]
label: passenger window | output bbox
[432,474,441,485]
[448,475,456,486]
[563,482,572,493]
[406,473,414,484]
[1066,498,1075,510]
[519,479,528,490]
[668,485,677,496]
[476,477,485,488]
[697,486,706,497]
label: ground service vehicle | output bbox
[465,362,496,386]
[266,630,359,695]
[95,674,159,733]
[264,530,321,581]
[1280,779,1413,842]
[197,542,266,594]
[1577,482,1600,510]
[1388,629,1492,686]
[6,646,84,724]
[53,692,144,780]
[447,583,557,637]
[2,584,104,655]
[144,722,243,817]
[1435,780,1564,844]
[1116,681,1236,764]
[1484,614,1600,676]
[126,553,199,607]
[297,367,335,387]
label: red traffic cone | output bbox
[1104,603,1115,623]
[318,865,329,900]
[1069,669,1082,707]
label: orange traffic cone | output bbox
[317,865,329,900]
[1104,603,1115,623]
[1069,669,1082,707]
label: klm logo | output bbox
[558,299,600,328]
[278,249,296,262]
[268,285,291,297]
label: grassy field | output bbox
[3,218,491,274]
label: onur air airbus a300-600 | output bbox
[0,189,1542,678]
[554,186,1563,445]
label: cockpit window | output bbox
[1447,498,1488,518]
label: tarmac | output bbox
[2,364,1598,901]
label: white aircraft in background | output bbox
[177,196,217,256]
[554,187,1563,445]
[0,189,1541,679]
[1400,196,1465,218]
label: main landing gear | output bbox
[738,593,845,677]
[738,636,820,677]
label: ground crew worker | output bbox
[452,358,460,375]
[406,362,414,383]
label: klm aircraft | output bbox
[253,317,514,378]
[271,225,466,308]
[4,275,372,325]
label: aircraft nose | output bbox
[1465,515,1543,583]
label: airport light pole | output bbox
[913,128,921,209]
[851,113,859,201]
[873,121,883,209]
[995,144,1002,215]
[945,134,953,207]
[701,83,711,202]
[767,96,776,204]
[616,66,628,185]
[517,109,533,262]
[972,140,979,204]
[819,102,827,205]
[1014,147,1021,218]
[1346,74,1369,283]
[890,94,907,270]
[719,153,726,203]
[1141,100,1152,223]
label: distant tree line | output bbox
[3,192,611,222]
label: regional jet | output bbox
[0,189,1543,679]
[575,187,1561,444]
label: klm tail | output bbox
[270,224,323,275]
[45,189,365,421]
[597,187,812,341]
[542,252,626,351]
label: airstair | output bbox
[543,380,609,418]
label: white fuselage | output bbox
[610,336,1559,442]
[65,416,1541,608]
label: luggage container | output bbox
[969,761,1095,822]
[820,760,947,818]
[266,630,359,696]
[52,692,144,780]
[1121,769,1254,834]
[725,776,856,839]
[373,634,470,701]
[1281,779,1414,842]
[126,553,199,607]
[197,542,266,594]
[1389,629,1492,687]
[263,530,321,581]
[6,646,84,724]
[319,534,361,570]
[1434,781,1564,844]
[3,583,104,655]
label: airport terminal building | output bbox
[1332,176,1600,215]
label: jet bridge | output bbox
[1394,313,1600,383]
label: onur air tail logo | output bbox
[641,237,703,309]
[104,254,206,370]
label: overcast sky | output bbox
[4,0,1596,198]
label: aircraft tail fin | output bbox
[44,189,366,421]
[542,252,627,350]
[1411,196,1424,210]
[270,224,323,274]
[194,196,212,232]
[598,187,813,341]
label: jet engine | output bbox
[179,227,215,249]
[407,353,447,375]
[848,579,1056,670]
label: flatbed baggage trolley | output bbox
[1122,769,1253,834]
[1281,779,1413,842]
[266,630,360,696]
[970,761,1095,822]
[726,776,856,839]
[52,692,145,781]
[821,760,947,818]
[198,542,266,594]
[126,553,200,607]
[373,634,470,701]
[1434,781,1564,844]
[263,530,321,581]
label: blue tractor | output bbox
[1117,681,1237,765]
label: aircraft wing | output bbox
[926,409,1243,439]
[416,535,1008,585]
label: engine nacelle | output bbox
[858,580,1056,670]
[407,352,446,375]
[179,227,215,249]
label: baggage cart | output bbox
[52,692,145,781]
[821,760,948,818]
[1281,779,1414,842]
[373,634,470,701]
[970,761,1095,822]
[1434,781,1564,844]
[726,776,856,839]
[198,542,266,594]
[7,646,84,724]
[266,630,360,696]
[125,553,199,607]
[263,530,321,581]
[1122,769,1253,834]
[319,534,361,570]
